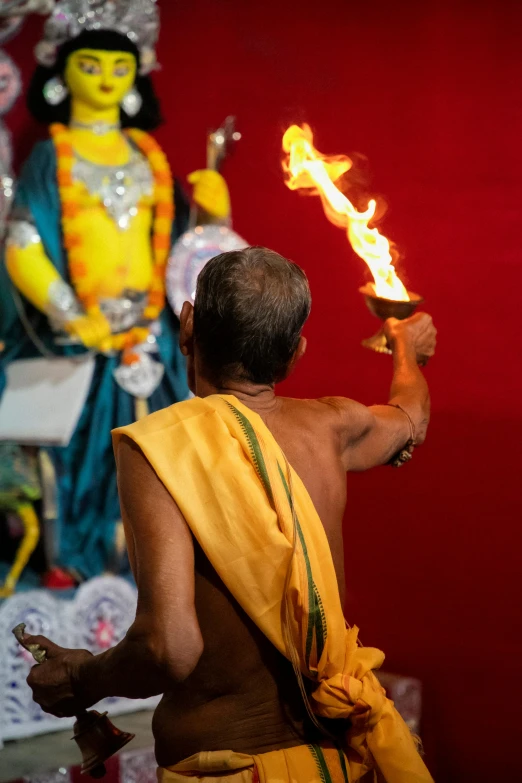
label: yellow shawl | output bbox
[113,395,433,783]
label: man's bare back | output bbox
[150,377,432,765]
[153,397,351,765]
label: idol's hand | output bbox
[24,634,93,718]
[65,312,112,349]
[187,169,230,220]
[384,312,437,366]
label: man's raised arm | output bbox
[335,312,436,472]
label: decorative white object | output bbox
[0,14,24,44]
[23,772,72,783]
[0,576,160,748]
[377,670,423,734]
[120,747,157,783]
[0,50,22,115]
[0,139,13,239]
[0,356,95,446]
[17,746,157,781]
[167,225,248,317]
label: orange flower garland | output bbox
[50,123,174,358]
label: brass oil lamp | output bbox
[359,282,424,353]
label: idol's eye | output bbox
[78,60,102,75]
[114,64,131,77]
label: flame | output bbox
[282,124,409,302]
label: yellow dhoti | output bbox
[158,745,354,783]
[114,395,434,783]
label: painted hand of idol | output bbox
[24,634,93,718]
[65,311,112,349]
[384,312,437,366]
[188,169,230,220]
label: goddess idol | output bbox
[0,0,230,586]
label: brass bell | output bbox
[12,624,135,778]
[73,709,135,778]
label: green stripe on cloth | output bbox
[309,745,333,783]
[277,462,327,667]
[313,584,326,660]
[277,462,316,663]
[225,402,274,506]
[336,745,350,783]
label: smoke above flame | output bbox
[282,124,409,302]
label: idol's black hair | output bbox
[27,29,162,130]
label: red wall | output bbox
[5,2,522,780]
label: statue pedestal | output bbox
[0,576,160,748]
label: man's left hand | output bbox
[24,634,93,718]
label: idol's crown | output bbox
[35,0,160,74]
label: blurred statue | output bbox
[0,0,54,46]
[0,0,230,586]
[0,0,54,12]
[167,116,248,317]
[0,441,41,597]
[0,49,19,237]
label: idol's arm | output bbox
[6,224,66,314]
[333,312,436,472]
[6,222,111,349]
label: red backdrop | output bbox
[4,2,522,780]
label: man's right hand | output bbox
[384,312,437,366]
[335,313,435,471]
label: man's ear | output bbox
[295,336,307,363]
[283,336,308,381]
[179,301,194,357]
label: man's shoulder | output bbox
[277,395,370,443]
[278,394,361,418]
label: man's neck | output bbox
[195,376,280,416]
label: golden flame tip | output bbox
[282,123,409,302]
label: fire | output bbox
[282,124,409,302]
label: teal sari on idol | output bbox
[0,140,190,579]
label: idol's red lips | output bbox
[99,85,114,93]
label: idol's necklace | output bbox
[70,120,121,136]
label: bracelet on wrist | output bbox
[386,403,416,468]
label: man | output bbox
[25,247,436,782]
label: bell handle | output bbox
[12,622,48,664]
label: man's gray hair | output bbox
[194,246,311,385]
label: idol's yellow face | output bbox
[64,48,137,110]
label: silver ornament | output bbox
[43,74,68,105]
[121,86,142,118]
